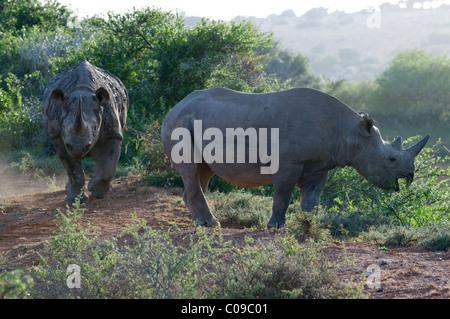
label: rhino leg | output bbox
[267,167,304,228]
[179,162,219,227]
[53,138,88,205]
[88,139,121,199]
[297,172,329,212]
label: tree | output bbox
[373,50,450,121]
[68,8,274,127]
[0,0,72,33]
[263,42,320,88]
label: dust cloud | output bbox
[0,163,64,197]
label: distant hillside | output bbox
[240,2,450,81]
[227,2,450,82]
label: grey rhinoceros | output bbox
[161,87,429,228]
[42,60,128,204]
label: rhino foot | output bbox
[267,218,286,229]
[196,217,221,228]
[65,192,89,206]
[88,180,112,199]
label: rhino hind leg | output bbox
[178,162,219,227]
[297,172,329,212]
[88,139,122,199]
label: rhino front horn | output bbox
[74,96,86,133]
[406,134,430,156]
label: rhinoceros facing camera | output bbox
[42,60,128,205]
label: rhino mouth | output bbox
[65,141,92,159]
[394,173,414,191]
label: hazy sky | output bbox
[58,0,409,20]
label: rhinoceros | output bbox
[161,87,429,228]
[42,60,128,204]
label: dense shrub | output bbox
[209,236,364,299]
[362,225,450,251]
[0,74,46,151]
[0,269,33,299]
[211,191,273,228]
[134,123,183,188]
[28,203,364,299]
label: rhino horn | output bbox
[391,136,403,151]
[74,96,86,133]
[405,135,430,157]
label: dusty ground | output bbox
[0,166,448,299]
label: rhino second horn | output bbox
[391,136,403,151]
[74,96,86,133]
[405,134,430,156]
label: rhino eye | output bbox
[389,157,397,163]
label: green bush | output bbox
[420,226,450,251]
[209,236,365,299]
[28,202,364,299]
[0,269,33,299]
[362,225,450,251]
[134,123,183,188]
[30,199,122,298]
[285,205,331,243]
[0,74,46,151]
[211,191,273,229]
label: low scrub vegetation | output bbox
[1,202,365,299]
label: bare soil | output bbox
[0,168,448,299]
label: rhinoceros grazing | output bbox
[161,87,429,228]
[42,60,128,204]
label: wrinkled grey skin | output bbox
[42,60,128,204]
[161,87,429,228]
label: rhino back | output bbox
[163,87,361,162]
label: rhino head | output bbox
[51,88,109,158]
[354,114,430,191]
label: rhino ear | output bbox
[358,113,374,138]
[51,89,65,107]
[96,87,109,105]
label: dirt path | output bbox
[0,169,448,299]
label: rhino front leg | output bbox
[53,138,87,205]
[268,167,304,228]
[298,172,329,212]
[88,139,122,199]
